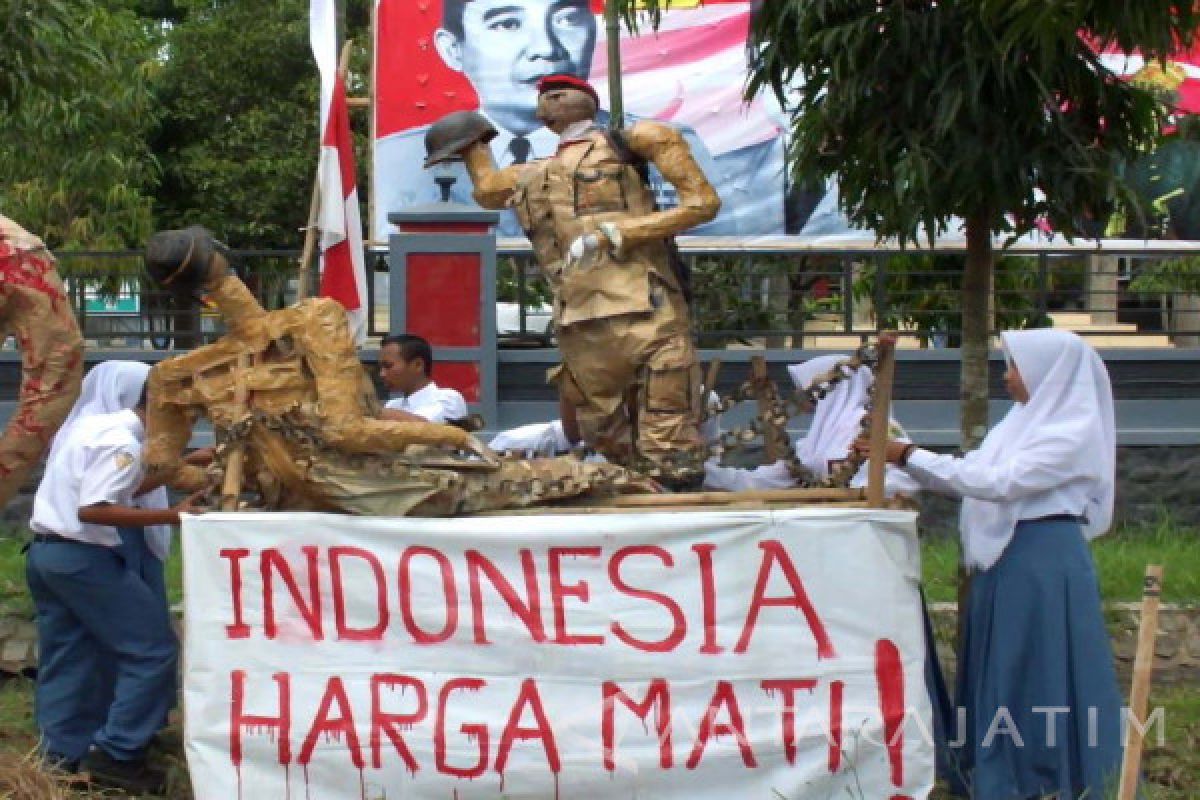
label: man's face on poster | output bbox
[436,0,596,135]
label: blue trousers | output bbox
[26,527,177,762]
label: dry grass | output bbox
[0,749,100,800]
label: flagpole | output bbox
[298,40,354,301]
[605,0,623,130]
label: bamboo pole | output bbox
[750,355,783,462]
[1117,564,1164,800]
[865,332,897,508]
[612,487,865,508]
[299,41,355,301]
[297,182,321,301]
[468,498,870,517]
[219,353,252,511]
[604,0,623,129]
[704,359,722,397]
[367,0,378,249]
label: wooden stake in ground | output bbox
[1117,564,1164,800]
[865,332,897,508]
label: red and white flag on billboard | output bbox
[311,0,368,346]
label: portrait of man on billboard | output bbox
[372,0,789,239]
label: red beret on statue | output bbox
[536,74,600,105]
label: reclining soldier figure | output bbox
[141,226,640,516]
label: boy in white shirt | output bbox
[378,333,469,424]
[26,374,200,793]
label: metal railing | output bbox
[13,243,1200,351]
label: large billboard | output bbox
[372,0,798,240]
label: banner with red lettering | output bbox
[182,508,934,799]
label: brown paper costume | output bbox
[429,76,719,487]
[0,215,84,508]
[142,227,636,516]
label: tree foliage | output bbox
[0,1,160,253]
[152,0,320,248]
[152,0,371,249]
[0,0,102,114]
[617,0,1196,450]
[739,0,1196,245]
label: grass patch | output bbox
[922,513,1200,605]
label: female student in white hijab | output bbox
[28,361,179,782]
[703,354,920,496]
[44,361,173,581]
[871,329,1123,799]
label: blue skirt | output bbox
[951,517,1125,799]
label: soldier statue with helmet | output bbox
[425,74,719,489]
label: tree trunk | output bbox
[960,217,993,451]
[958,215,994,655]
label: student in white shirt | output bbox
[872,329,1124,799]
[377,333,469,425]
[25,362,201,792]
[704,355,919,494]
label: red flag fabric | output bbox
[312,0,368,346]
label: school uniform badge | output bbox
[114,451,134,470]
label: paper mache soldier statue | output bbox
[141,226,642,516]
[425,74,718,489]
[0,214,84,508]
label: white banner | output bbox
[183,508,933,799]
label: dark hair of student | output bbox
[381,333,434,377]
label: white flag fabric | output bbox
[310,0,368,346]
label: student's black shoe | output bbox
[80,746,166,795]
[39,751,80,776]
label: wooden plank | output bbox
[467,499,871,517]
[611,487,864,508]
[1118,564,1164,800]
[866,332,897,508]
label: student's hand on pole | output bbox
[852,437,914,465]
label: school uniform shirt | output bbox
[901,328,1115,570]
[489,420,574,458]
[30,409,145,547]
[384,382,468,424]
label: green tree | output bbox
[0,1,160,255]
[619,0,1194,449]
[0,0,97,114]
[152,0,371,250]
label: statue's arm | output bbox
[144,360,208,491]
[463,142,524,209]
[298,300,472,452]
[606,121,721,251]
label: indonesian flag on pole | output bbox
[311,0,368,346]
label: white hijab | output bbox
[47,361,173,560]
[960,329,1116,569]
[788,355,873,478]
